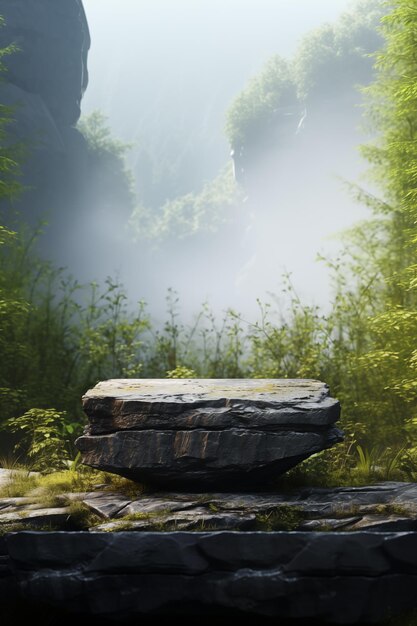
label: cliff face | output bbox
[0,0,90,221]
[0,0,90,126]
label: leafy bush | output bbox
[4,408,74,471]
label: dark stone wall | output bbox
[2,531,417,622]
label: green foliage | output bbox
[0,467,142,501]
[1,217,417,477]
[66,500,102,530]
[256,505,303,531]
[143,291,249,379]
[0,219,151,463]
[78,111,129,159]
[13,239,148,399]
[226,0,385,149]
[0,19,22,203]
[0,471,39,498]
[330,0,417,452]
[131,165,242,243]
[78,110,136,217]
[226,56,297,148]
[352,444,405,483]
[294,0,385,101]
[166,366,197,379]
[3,409,73,471]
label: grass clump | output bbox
[97,473,146,499]
[0,471,41,498]
[66,501,101,530]
[256,505,304,531]
[0,466,144,508]
[121,511,156,522]
[0,522,28,536]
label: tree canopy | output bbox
[226,0,386,150]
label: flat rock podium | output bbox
[3,380,417,622]
[76,378,343,487]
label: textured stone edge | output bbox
[83,399,342,434]
[2,530,417,622]
[81,379,340,428]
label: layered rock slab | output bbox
[76,379,343,488]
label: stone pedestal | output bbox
[76,378,343,488]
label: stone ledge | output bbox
[2,530,417,622]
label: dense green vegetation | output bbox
[0,20,21,203]
[1,0,417,487]
[226,55,298,149]
[226,0,385,150]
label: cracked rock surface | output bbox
[81,482,417,532]
[2,480,417,534]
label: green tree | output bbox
[226,55,297,150]
[349,0,417,435]
[78,111,136,218]
[294,0,384,101]
[225,0,385,151]
[0,17,21,202]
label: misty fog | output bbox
[75,0,373,322]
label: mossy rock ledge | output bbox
[76,378,343,489]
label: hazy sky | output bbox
[78,0,372,319]
[82,0,354,146]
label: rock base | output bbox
[2,530,417,623]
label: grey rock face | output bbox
[0,0,90,221]
[81,482,417,533]
[0,0,89,126]
[81,493,132,519]
[0,507,71,527]
[1,481,416,534]
[77,379,343,488]
[3,530,417,622]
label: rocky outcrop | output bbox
[0,0,89,126]
[3,530,417,622]
[0,0,90,219]
[2,479,417,534]
[2,477,417,620]
[89,482,417,533]
[76,379,343,488]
